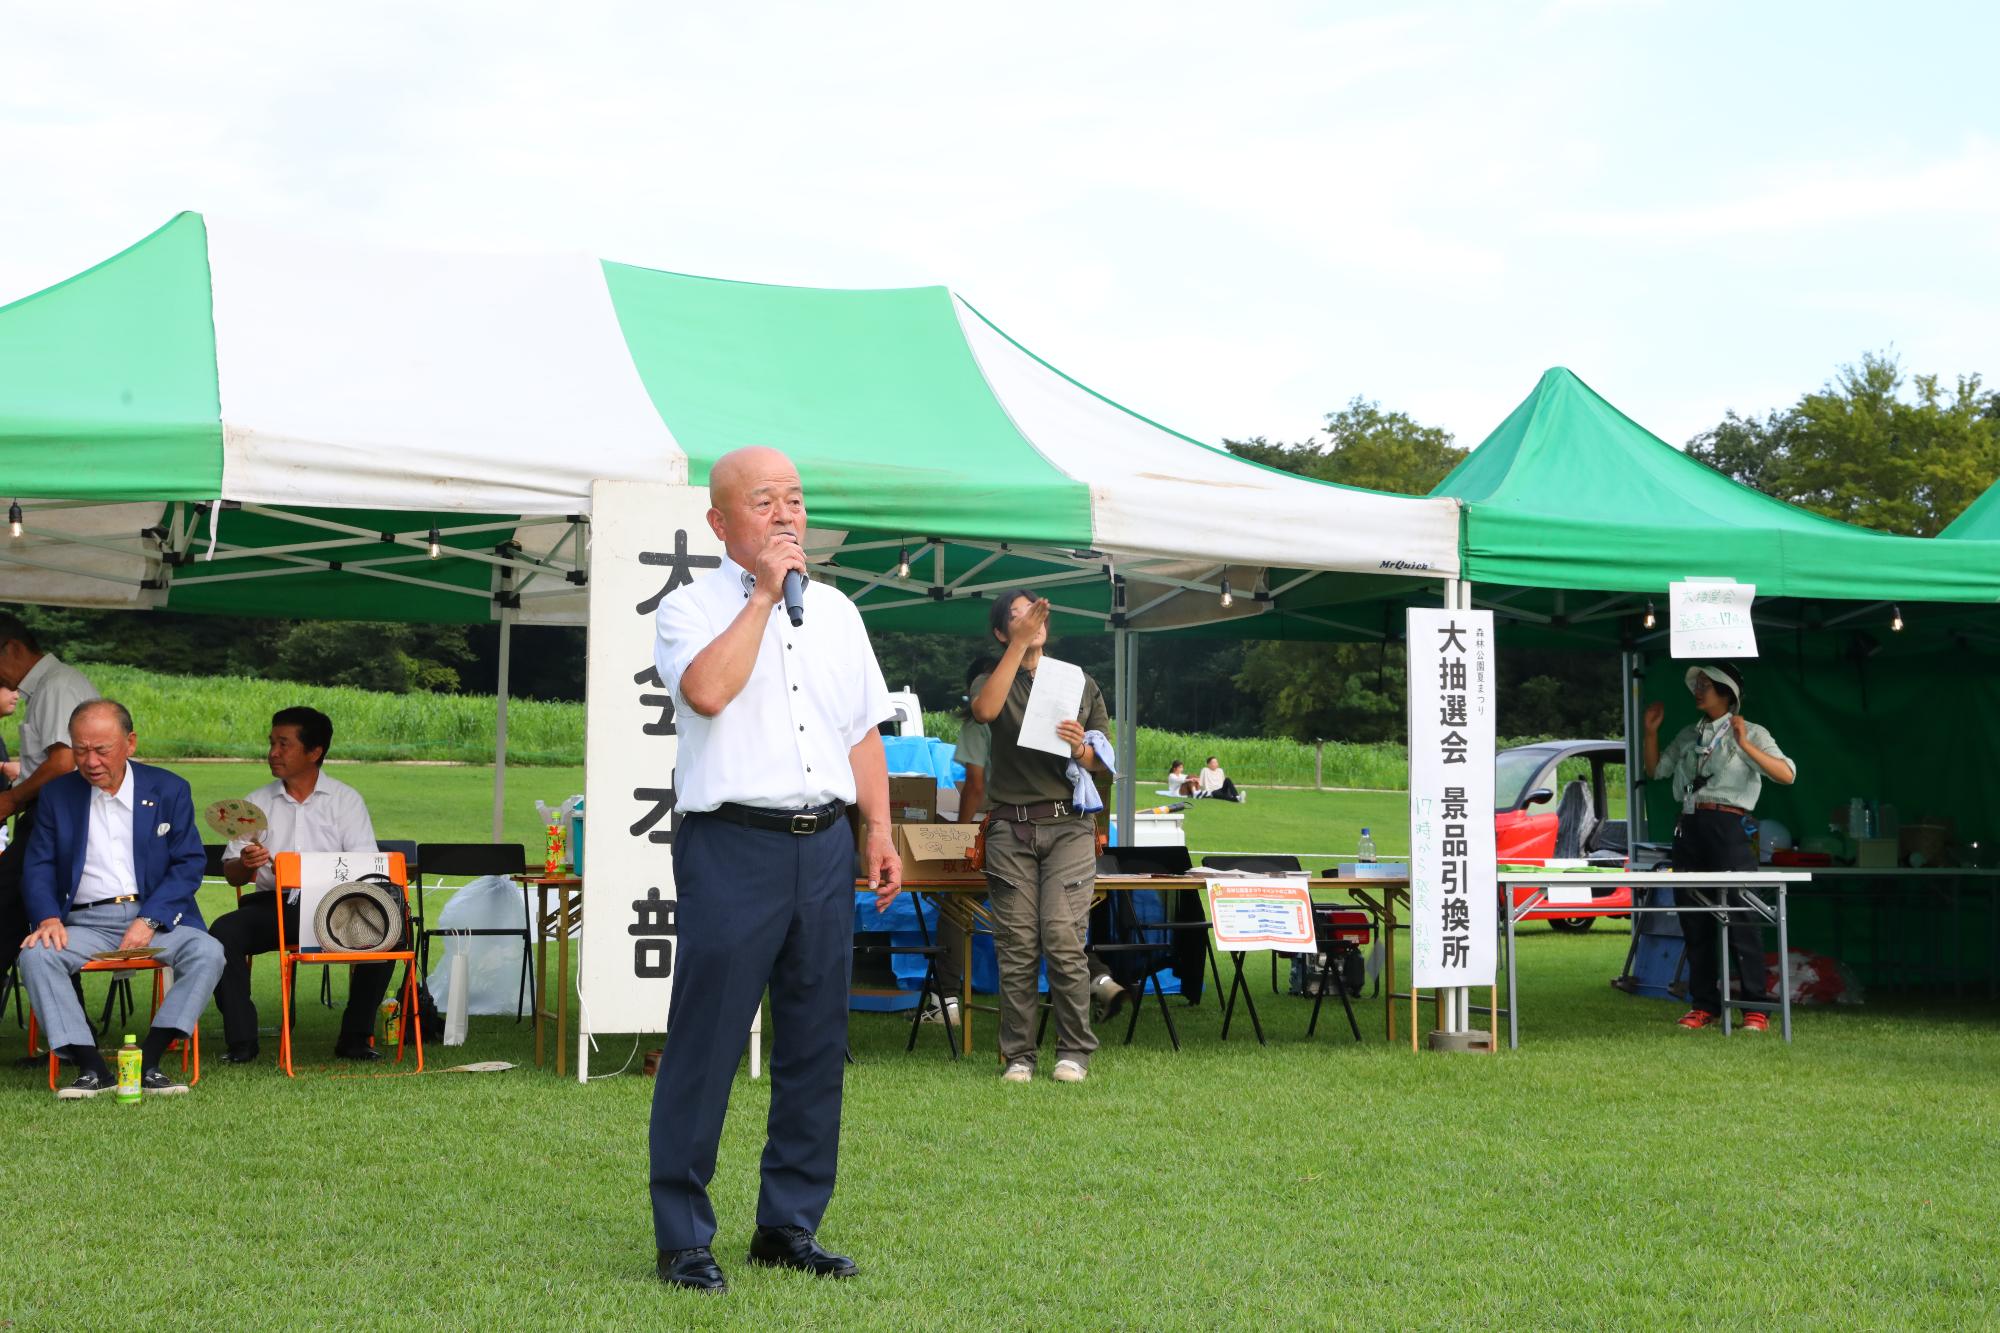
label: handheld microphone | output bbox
[783,569,806,627]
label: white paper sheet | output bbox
[1018,656,1086,757]
[1670,579,1758,659]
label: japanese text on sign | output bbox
[1407,608,1497,988]
[581,482,726,1039]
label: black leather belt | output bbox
[73,895,138,908]
[707,800,846,835]
[990,800,1076,823]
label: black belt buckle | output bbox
[790,813,818,835]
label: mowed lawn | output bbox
[2,766,1995,1328]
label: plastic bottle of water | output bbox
[116,1034,141,1104]
[1357,828,1377,865]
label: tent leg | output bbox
[492,611,513,844]
[1114,627,1137,850]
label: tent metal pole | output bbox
[1114,627,1138,854]
[492,609,514,843]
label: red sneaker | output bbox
[1676,1009,1717,1030]
[1739,1011,1770,1033]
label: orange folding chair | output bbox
[27,957,200,1089]
[273,852,424,1076]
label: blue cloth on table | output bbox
[881,734,964,789]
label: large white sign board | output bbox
[1407,608,1497,988]
[578,481,723,1060]
[1669,579,1758,659]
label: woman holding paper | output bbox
[969,590,1112,1084]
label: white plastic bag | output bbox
[424,874,534,1016]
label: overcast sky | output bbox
[2,1,1994,456]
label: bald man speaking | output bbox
[648,448,901,1294]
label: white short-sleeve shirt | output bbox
[654,556,893,813]
[17,653,100,778]
[224,771,379,896]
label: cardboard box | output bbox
[1855,837,1898,869]
[888,775,938,825]
[893,822,982,880]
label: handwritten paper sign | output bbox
[1670,579,1758,659]
[1206,879,1315,952]
[899,823,980,865]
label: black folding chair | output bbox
[1084,847,1223,1051]
[416,843,533,1020]
[855,895,959,1058]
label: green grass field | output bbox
[2,764,1995,1328]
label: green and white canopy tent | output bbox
[0,212,1459,634]
[0,212,1463,838]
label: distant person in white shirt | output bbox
[647,447,898,1294]
[209,706,389,1064]
[1195,755,1242,802]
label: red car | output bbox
[1493,740,1632,932]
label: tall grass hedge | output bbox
[11,664,1607,784]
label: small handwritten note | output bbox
[1669,579,1757,659]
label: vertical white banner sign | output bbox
[578,481,724,1048]
[1407,608,1497,988]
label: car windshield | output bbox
[1494,748,1554,812]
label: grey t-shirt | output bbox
[17,653,99,778]
[1654,714,1794,812]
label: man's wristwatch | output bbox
[141,916,166,932]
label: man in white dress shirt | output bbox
[648,447,900,1294]
[209,706,389,1063]
[19,700,222,1097]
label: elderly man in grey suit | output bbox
[18,700,223,1098]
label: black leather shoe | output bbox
[747,1226,858,1278]
[657,1247,727,1292]
[333,1037,383,1062]
[222,1045,260,1064]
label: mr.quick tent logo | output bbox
[1378,559,1434,572]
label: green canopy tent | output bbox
[1940,473,2000,540]
[0,212,1465,840]
[1308,368,2000,990]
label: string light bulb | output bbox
[1220,577,1234,609]
[427,524,443,560]
[1891,605,1904,633]
[1642,600,1656,630]
[7,500,20,540]
[896,545,911,579]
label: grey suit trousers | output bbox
[20,900,225,1051]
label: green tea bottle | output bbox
[116,1034,142,1104]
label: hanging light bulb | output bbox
[1219,577,1234,609]
[427,524,443,560]
[896,545,911,579]
[7,500,20,540]
[1891,605,1904,633]
[1642,600,1656,630]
